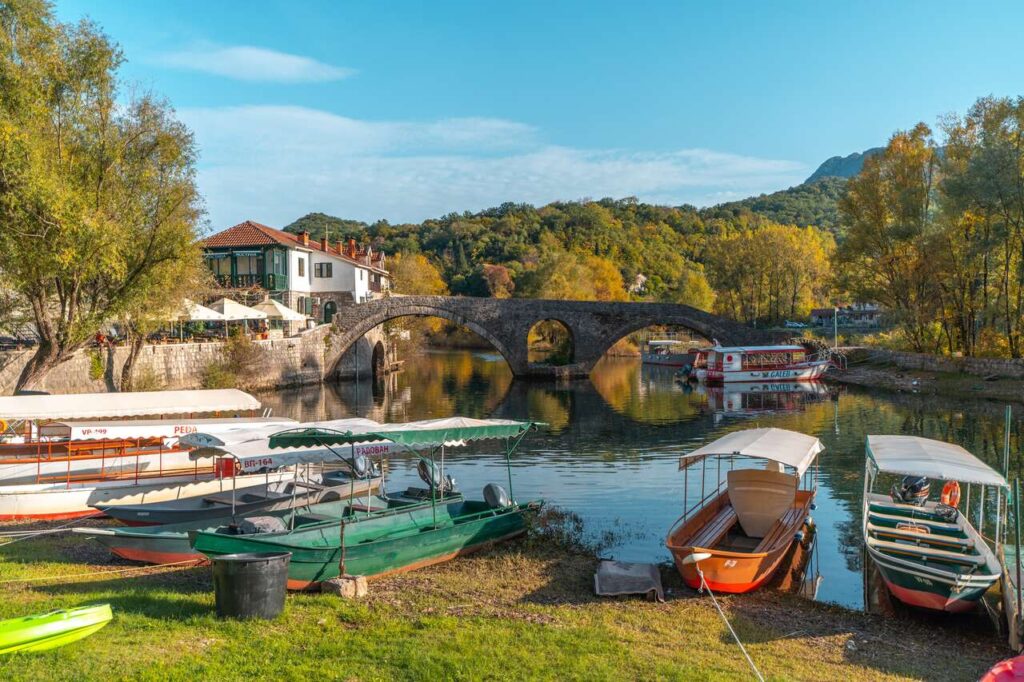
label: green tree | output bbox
[835,124,942,352]
[0,2,203,389]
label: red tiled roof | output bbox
[203,220,388,274]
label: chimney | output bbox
[300,231,309,247]
[337,240,345,255]
[348,238,357,258]
[320,236,328,251]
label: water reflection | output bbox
[256,350,1023,609]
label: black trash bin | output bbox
[211,552,291,620]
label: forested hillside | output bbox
[703,177,846,235]
[285,197,834,326]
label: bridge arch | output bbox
[327,302,520,378]
[590,315,716,362]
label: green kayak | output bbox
[0,604,112,654]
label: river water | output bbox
[257,350,1023,610]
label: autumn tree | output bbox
[0,2,203,389]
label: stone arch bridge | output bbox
[328,296,772,379]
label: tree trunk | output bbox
[14,341,65,393]
[119,331,145,392]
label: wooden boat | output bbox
[862,435,1006,613]
[704,345,829,383]
[0,468,301,521]
[666,428,822,593]
[76,492,444,565]
[641,340,698,367]
[191,417,542,589]
[0,604,112,654]
[91,473,381,526]
[191,496,533,589]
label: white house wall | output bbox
[288,249,312,294]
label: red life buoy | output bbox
[940,480,961,508]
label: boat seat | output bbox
[866,522,974,549]
[754,506,804,553]
[727,468,797,538]
[689,505,738,549]
[867,510,961,533]
[867,537,985,566]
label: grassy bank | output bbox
[0,518,1006,681]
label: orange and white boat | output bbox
[666,428,823,593]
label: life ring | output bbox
[940,480,961,508]
[0,419,7,434]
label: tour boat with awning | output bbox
[666,428,822,593]
[704,345,830,383]
[0,417,295,485]
[862,435,1006,613]
[0,389,289,488]
[91,418,399,525]
[190,417,543,589]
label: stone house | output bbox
[202,220,390,330]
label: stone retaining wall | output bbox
[857,347,1024,379]
[0,324,388,395]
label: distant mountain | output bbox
[805,147,883,183]
[703,176,847,236]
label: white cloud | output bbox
[161,45,354,83]
[179,105,806,229]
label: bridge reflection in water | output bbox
[258,349,1024,610]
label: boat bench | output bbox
[867,537,984,566]
[866,522,973,549]
[754,506,804,553]
[690,505,737,548]
[867,510,961,533]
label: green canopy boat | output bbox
[0,604,112,654]
[191,417,543,589]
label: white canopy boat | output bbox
[0,389,291,486]
[704,345,830,383]
[862,435,1007,613]
[0,417,296,485]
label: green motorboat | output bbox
[78,492,457,565]
[0,604,112,654]
[191,417,543,589]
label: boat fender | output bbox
[236,516,288,535]
[794,530,805,543]
[809,503,817,511]
[483,483,511,509]
[940,480,961,508]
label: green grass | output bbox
[0,523,1008,681]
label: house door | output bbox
[323,300,337,324]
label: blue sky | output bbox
[56,1,1024,230]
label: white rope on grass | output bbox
[0,559,203,586]
[696,569,765,682]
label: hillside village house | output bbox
[202,221,389,331]
[810,303,882,328]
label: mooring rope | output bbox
[0,512,105,546]
[0,559,203,586]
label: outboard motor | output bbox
[483,483,511,509]
[891,475,930,506]
[418,459,457,495]
[350,454,371,480]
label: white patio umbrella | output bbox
[174,299,225,322]
[170,299,225,340]
[209,298,268,321]
[250,298,309,322]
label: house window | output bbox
[207,254,230,277]
[359,270,364,281]
[315,263,333,278]
[235,254,263,276]
[297,257,305,277]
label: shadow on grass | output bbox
[29,566,215,621]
